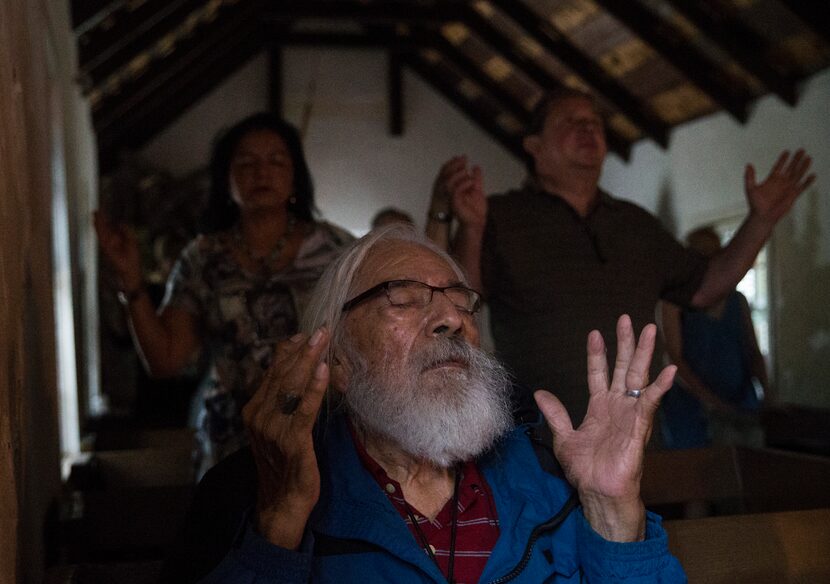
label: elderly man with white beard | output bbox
[165,225,686,583]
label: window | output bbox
[713,219,771,359]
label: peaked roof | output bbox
[73,0,830,173]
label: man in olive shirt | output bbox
[429,88,814,424]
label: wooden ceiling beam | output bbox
[97,27,264,173]
[262,1,466,24]
[664,0,797,105]
[459,7,630,160]
[268,42,284,117]
[401,52,525,160]
[93,1,263,134]
[488,0,669,148]
[414,27,531,124]
[594,0,749,122]
[278,30,397,49]
[78,0,206,85]
[776,0,830,45]
[71,0,125,32]
[388,50,404,136]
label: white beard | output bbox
[342,336,514,467]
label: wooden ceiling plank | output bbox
[777,0,830,45]
[460,6,631,158]
[94,2,262,134]
[490,0,669,147]
[664,0,797,105]
[72,0,125,32]
[461,7,561,93]
[594,0,749,122]
[80,0,207,85]
[98,29,264,172]
[401,52,525,160]
[415,27,531,123]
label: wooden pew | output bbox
[763,405,830,456]
[59,485,193,562]
[59,440,196,562]
[92,427,195,452]
[642,446,830,518]
[90,447,194,489]
[665,508,830,583]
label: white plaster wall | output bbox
[140,49,525,235]
[601,69,830,407]
[140,49,829,408]
[602,70,829,243]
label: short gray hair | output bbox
[301,224,467,362]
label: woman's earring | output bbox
[289,195,297,205]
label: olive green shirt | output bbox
[482,185,707,424]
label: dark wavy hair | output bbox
[201,113,316,232]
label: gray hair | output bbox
[301,224,467,362]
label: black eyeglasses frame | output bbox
[341,279,481,314]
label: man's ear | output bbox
[329,352,351,395]
[523,134,541,159]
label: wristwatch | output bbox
[428,210,452,223]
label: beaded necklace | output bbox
[234,215,297,274]
[234,216,297,341]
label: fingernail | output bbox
[314,361,328,379]
[308,328,324,346]
[289,333,304,343]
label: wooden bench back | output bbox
[665,508,830,583]
[642,446,830,514]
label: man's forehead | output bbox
[357,241,458,286]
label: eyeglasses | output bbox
[342,279,482,314]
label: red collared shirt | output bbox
[350,424,500,584]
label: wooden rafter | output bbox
[262,1,466,24]
[388,50,404,135]
[459,6,630,159]
[78,0,206,85]
[777,0,830,45]
[402,51,525,160]
[268,42,284,117]
[489,0,669,147]
[94,1,262,134]
[71,0,125,32]
[98,29,264,173]
[594,0,749,122]
[277,29,399,49]
[414,26,531,124]
[664,0,797,105]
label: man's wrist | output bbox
[580,493,646,542]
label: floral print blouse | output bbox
[161,221,353,477]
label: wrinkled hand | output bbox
[432,156,487,228]
[535,315,676,542]
[745,149,815,226]
[93,211,142,290]
[242,327,330,549]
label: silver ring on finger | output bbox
[625,388,644,398]
[280,393,302,415]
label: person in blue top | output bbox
[166,225,686,583]
[660,226,772,449]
